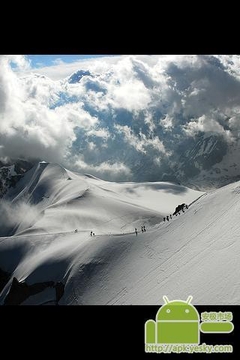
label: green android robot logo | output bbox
[145,296,234,345]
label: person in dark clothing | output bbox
[135,228,138,236]
[166,216,169,221]
[170,214,172,219]
[141,226,144,233]
[163,217,165,222]
[143,225,146,232]
[90,231,93,236]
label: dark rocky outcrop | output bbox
[4,277,65,305]
[173,203,188,215]
[55,282,65,304]
[4,277,54,305]
[0,268,11,293]
[0,159,35,198]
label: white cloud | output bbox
[115,124,147,154]
[144,111,156,132]
[215,55,240,80]
[23,73,62,106]
[6,55,31,71]
[74,157,131,181]
[88,142,96,151]
[184,115,225,136]
[115,124,167,154]
[87,128,110,139]
[146,135,167,153]
[109,79,151,112]
[54,103,98,129]
[161,114,174,129]
[19,55,121,81]
[52,58,65,65]
[2,54,240,182]
[0,56,77,162]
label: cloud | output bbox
[115,124,167,154]
[87,128,110,139]
[19,55,120,81]
[74,157,131,181]
[109,79,151,112]
[0,199,40,234]
[161,114,174,130]
[52,58,65,66]
[2,54,240,182]
[7,55,31,71]
[0,56,97,164]
[183,114,232,140]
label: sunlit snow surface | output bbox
[1,163,238,305]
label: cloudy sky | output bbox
[1,54,240,181]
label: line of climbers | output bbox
[163,203,189,222]
[134,225,146,236]
[74,204,188,236]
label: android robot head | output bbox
[157,295,199,322]
[155,296,200,344]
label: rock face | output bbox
[0,160,35,198]
[0,268,10,293]
[55,282,65,304]
[4,277,65,305]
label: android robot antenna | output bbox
[163,295,170,304]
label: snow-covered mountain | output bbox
[97,131,240,190]
[0,162,239,305]
[67,70,92,84]
[170,134,240,190]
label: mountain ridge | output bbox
[0,161,239,305]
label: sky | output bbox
[1,54,240,182]
[27,55,111,69]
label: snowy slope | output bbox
[1,162,200,237]
[1,162,239,305]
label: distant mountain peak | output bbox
[67,70,92,84]
[0,159,35,198]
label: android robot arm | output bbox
[200,321,234,333]
[145,320,156,343]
